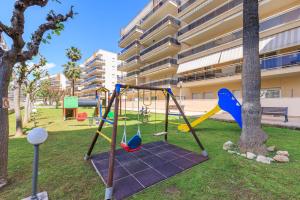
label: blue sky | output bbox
[0,0,148,74]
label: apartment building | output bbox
[118,0,182,99]
[118,0,300,116]
[43,73,68,91]
[177,0,300,101]
[80,49,120,98]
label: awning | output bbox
[178,27,300,74]
[177,52,221,74]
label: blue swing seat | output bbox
[121,134,142,152]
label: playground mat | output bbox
[91,141,209,200]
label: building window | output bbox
[203,92,213,99]
[192,93,202,99]
[261,88,281,98]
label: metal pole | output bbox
[85,90,116,160]
[165,92,170,142]
[169,91,208,156]
[31,145,39,200]
[105,90,120,200]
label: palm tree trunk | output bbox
[0,59,12,188]
[14,81,23,137]
[72,79,75,96]
[239,0,268,155]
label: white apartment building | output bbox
[80,49,121,98]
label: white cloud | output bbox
[26,61,56,70]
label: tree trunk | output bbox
[72,79,75,96]
[23,93,30,124]
[0,59,12,188]
[13,81,23,137]
[239,0,268,155]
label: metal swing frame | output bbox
[84,84,208,200]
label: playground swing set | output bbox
[84,84,209,200]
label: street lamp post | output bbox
[23,128,49,200]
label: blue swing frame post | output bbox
[85,84,207,200]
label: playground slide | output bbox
[177,88,242,132]
[178,105,221,132]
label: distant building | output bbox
[42,73,68,91]
[80,49,121,98]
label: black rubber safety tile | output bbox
[91,141,209,200]
[170,157,196,170]
[113,175,144,200]
[134,168,165,187]
[157,151,178,161]
[122,160,149,174]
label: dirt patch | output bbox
[165,186,181,198]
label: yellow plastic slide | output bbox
[178,105,221,132]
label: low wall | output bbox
[119,97,300,117]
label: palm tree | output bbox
[66,46,82,62]
[239,0,268,155]
[63,62,81,96]
[64,47,82,96]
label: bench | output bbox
[261,107,288,122]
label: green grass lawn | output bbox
[1,108,300,200]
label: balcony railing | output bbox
[82,84,103,91]
[178,0,197,13]
[85,66,104,75]
[140,78,178,87]
[140,0,181,24]
[140,58,177,73]
[178,7,300,60]
[85,57,104,67]
[178,0,242,37]
[83,75,105,83]
[126,70,139,77]
[119,25,142,43]
[140,16,181,40]
[179,52,300,83]
[126,55,140,63]
[140,37,180,56]
[119,41,140,55]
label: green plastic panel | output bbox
[64,96,79,108]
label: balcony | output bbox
[119,25,143,48]
[118,41,141,60]
[118,55,142,72]
[178,0,228,23]
[140,37,180,62]
[82,84,104,92]
[177,0,298,45]
[140,0,180,30]
[84,67,105,76]
[178,0,243,45]
[140,15,181,46]
[85,57,104,68]
[178,51,300,86]
[139,58,178,77]
[140,78,178,87]
[83,75,105,85]
[178,6,300,63]
[121,70,139,82]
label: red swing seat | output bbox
[77,112,88,121]
[120,142,141,152]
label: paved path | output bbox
[211,113,300,130]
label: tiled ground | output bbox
[91,141,209,200]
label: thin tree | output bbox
[0,0,74,187]
[239,0,268,155]
[63,47,82,96]
[23,68,48,124]
[12,57,46,137]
